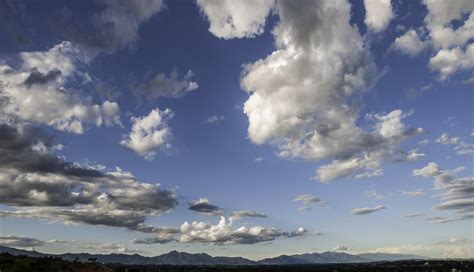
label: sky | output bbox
[0,0,473,260]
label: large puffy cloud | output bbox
[0,42,121,133]
[350,205,386,215]
[393,0,474,80]
[240,0,422,182]
[178,216,306,245]
[413,162,474,221]
[363,0,394,32]
[0,124,177,232]
[120,108,173,160]
[135,70,198,100]
[196,0,275,39]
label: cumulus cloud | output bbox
[239,0,422,182]
[364,0,394,32]
[350,205,386,215]
[178,216,306,245]
[196,0,275,39]
[393,29,427,56]
[120,108,173,160]
[429,45,474,80]
[436,133,474,155]
[0,236,45,248]
[0,124,177,231]
[393,0,474,80]
[413,162,474,220]
[188,198,224,216]
[0,42,121,134]
[293,194,321,204]
[136,70,198,100]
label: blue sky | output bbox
[0,0,472,259]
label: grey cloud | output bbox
[55,0,165,57]
[0,236,45,248]
[0,124,178,231]
[229,210,267,219]
[188,198,224,216]
[24,68,62,87]
[136,70,198,100]
[350,205,386,215]
[413,162,474,219]
[433,199,474,213]
[131,237,175,245]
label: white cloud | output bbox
[239,0,422,182]
[350,205,386,215]
[373,238,473,258]
[0,42,121,134]
[178,216,306,245]
[196,0,275,39]
[120,108,173,160]
[429,45,474,80]
[435,133,474,155]
[293,194,321,204]
[406,149,425,161]
[254,156,264,162]
[401,190,425,197]
[296,206,311,212]
[365,189,385,200]
[391,1,474,80]
[333,244,350,251]
[393,29,426,56]
[364,0,394,32]
[206,115,225,124]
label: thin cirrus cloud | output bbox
[350,205,387,215]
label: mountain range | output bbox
[0,245,426,265]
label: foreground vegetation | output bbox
[1,253,473,272]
